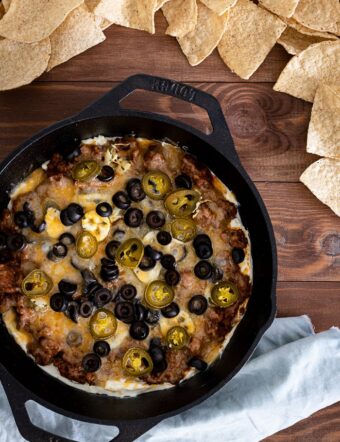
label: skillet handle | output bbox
[0,363,161,442]
[76,73,241,167]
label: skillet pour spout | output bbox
[0,74,277,442]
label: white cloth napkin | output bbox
[1,316,339,442]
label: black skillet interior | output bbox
[0,74,277,442]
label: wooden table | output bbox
[0,13,339,441]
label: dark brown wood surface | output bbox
[0,12,339,440]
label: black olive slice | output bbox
[112,191,131,210]
[50,293,68,312]
[7,233,26,252]
[126,178,146,202]
[232,247,245,264]
[58,280,77,297]
[97,165,115,182]
[96,202,113,218]
[66,203,84,223]
[146,211,165,229]
[65,301,79,323]
[160,254,176,270]
[175,174,192,189]
[195,242,213,260]
[194,260,213,280]
[124,208,143,228]
[161,302,180,318]
[14,211,30,228]
[82,353,101,373]
[165,269,180,286]
[115,301,135,324]
[145,309,160,325]
[105,240,120,260]
[52,242,68,258]
[93,340,111,357]
[156,230,172,246]
[188,356,208,371]
[119,284,137,300]
[144,245,162,261]
[94,288,112,307]
[139,255,156,271]
[129,321,149,340]
[188,295,208,315]
[79,301,94,318]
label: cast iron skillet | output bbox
[0,74,277,442]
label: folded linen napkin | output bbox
[1,316,339,442]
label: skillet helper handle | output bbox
[76,73,241,167]
[0,363,161,442]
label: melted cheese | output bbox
[10,168,46,199]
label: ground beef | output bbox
[143,145,172,175]
[144,348,192,385]
[182,154,213,191]
[222,228,248,249]
[0,209,15,232]
[195,200,236,229]
[54,356,95,385]
[28,336,62,366]
[46,153,71,177]
[0,262,21,313]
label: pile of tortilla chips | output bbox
[0,0,339,90]
[0,0,339,216]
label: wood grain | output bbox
[258,183,340,282]
[40,12,291,83]
[0,82,316,182]
[277,282,340,331]
[0,15,339,438]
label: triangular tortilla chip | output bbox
[274,41,340,102]
[283,17,338,39]
[94,0,158,34]
[0,38,50,91]
[47,5,106,72]
[306,84,340,159]
[259,0,299,18]
[0,0,83,43]
[300,158,340,216]
[278,26,337,55]
[293,0,340,36]
[200,0,237,16]
[177,2,227,66]
[162,0,197,38]
[218,0,286,79]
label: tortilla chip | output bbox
[278,26,337,55]
[259,0,299,18]
[200,0,237,16]
[283,17,338,39]
[156,0,169,9]
[177,2,227,66]
[218,0,286,80]
[85,0,112,29]
[2,0,10,11]
[0,38,50,91]
[306,84,340,159]
[47,5,106,72]
[162,0,197,38]
[94,0,158,34]
[300,158,340,216]
[293,0,340,36]
[274,41,340,102]
[0,0,83,43]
